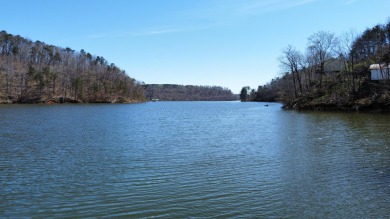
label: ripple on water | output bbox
[1,103,390,218]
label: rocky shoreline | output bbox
[0,96,142,104]
[282,92,390,112]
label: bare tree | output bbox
[279,45,304,98]
[338,30,359,96]
[307,31,338,90]
[0,30,145,103]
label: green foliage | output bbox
[240,87,248,102]
[73,77,83,99]
[254,85,279,102]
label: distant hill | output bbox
[0,30,145,104]
[143,84,238,101]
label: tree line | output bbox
[144,84,238,101]
[0,30,145,103]
[241,20,390,111]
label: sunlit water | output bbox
[1,102,390,218]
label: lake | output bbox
[1,101,390,218]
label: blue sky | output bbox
[1,0,389,93]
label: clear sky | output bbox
[1,0,389,93]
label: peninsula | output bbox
[241,20,390,112]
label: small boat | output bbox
[151,98,159,102]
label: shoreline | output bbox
[0,97,145,104]
[281,94,390,113]
[282,104,390,113]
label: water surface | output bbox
[1,102,390,218]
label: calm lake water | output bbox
[1,101,390,218]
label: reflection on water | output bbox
[1,102,389,218]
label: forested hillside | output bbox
[243,20,390,111]
[144,84,238,101]
[0,31,145,104]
